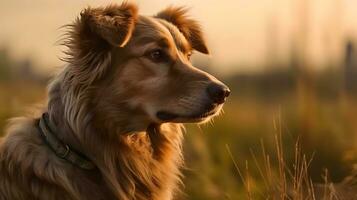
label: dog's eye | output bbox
[187,52,192,60]
[148,49,167,63]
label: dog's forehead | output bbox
[132,16,191,53]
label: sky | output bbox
[0,0,357,75]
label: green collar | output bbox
[37,113,96,170]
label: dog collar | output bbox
[37,113,96,170]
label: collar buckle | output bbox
[59,145,70,158]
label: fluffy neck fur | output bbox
[46,70,184,200]
[44,6,185,198]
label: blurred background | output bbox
[1,0,357,199]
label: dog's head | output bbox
[63,3,230,128]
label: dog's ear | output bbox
[80,2,138,47]
[61,3,138,84]
[155,6,209,54]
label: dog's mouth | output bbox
[156,104,219,122]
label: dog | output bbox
[0,2,230,200]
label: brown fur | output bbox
[0,2,227,200]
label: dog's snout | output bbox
[206,83,230,104]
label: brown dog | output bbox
[0,2,230,200]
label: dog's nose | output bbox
[206,83,231,104]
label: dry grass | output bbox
[226,115,357,200]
